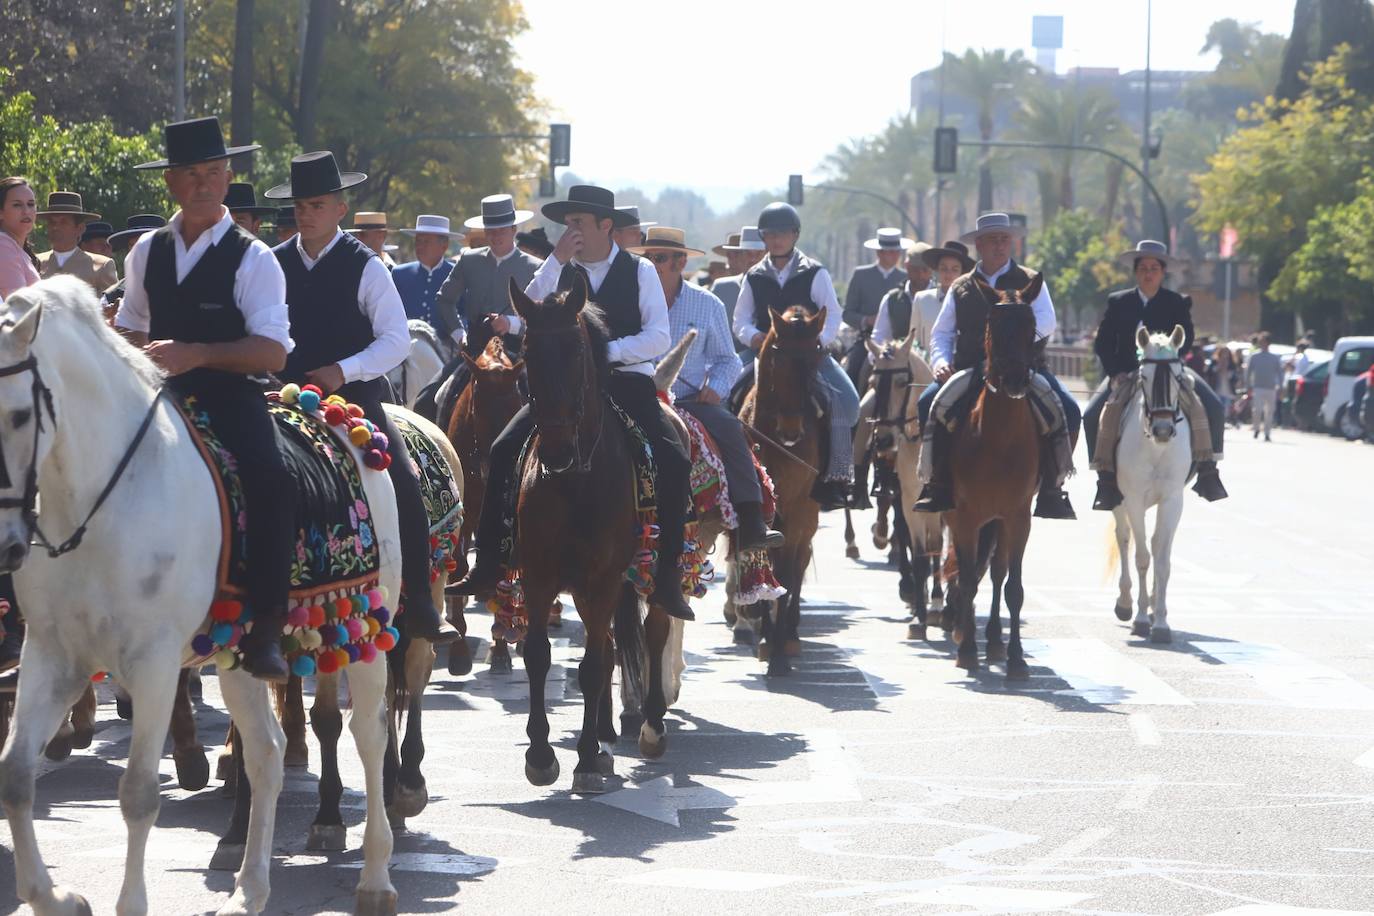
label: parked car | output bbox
[1341,367,1374,442]
[1289,359,1330,431]
[1320,336,1374,430]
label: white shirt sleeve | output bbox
[733,274,760,346]
[515,253,566,335]
[235,241,293,352]
[872,292,893,348]
[113,232,154,333]
[606,258,671,369]
[930,286,958,372]
[811,268,842,347]
[1032,278,1057,343]
[336,257,410,383]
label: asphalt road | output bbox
[1,423,1372,916]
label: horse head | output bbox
[509,274,607,474]
[759,304,824,447]
[978,275,1040,400]
[1136,324,1187,444]
[0,293,46,569]
[459,336,525,479]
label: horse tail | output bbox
[1104,516,1125,584]
[614,585,647,709]
[654,329,698,393]
[387,630,411,730]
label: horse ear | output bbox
[564,271,588,314]
[1169,323,1186,351]
[865,335,882,360]
[1020,273,1044,305]
[1135,324,1151,352]
[5,300,42,351]
[768,307,786,333]
[509,276,534,321]
[974,275,998,301]
[809,306,827,335]
[902,327,918,354]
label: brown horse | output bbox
[946,277,1043,679]
[508,276,673,793]
[446,336,524,674]
[740,306,825,677]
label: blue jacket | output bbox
[392,259,455,336]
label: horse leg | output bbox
[640,605,671,760]
[950,524,981,672]
[0,651,95,914]
[985,527,1008,664]
[394,635,436,819]
[216,723,236,787]
[170,668,210,791]
[305,672,347,852]
[893,507,916,608]
[281,674,309,768]
[596,632,618,759]
[346,656,399,916]
[522,587,558,787]
[114,663,180,916]
[785,540,810,657]
[114,681,134,721]
[843,507,859,559]
[570,584,614,794]
[1112,507,1134,623]
[1002,513,1033,681]
[209,725,253,871]
[1148,495,1184,644]
[873,490,891,552]
[1126,503,1153,638]
[69,684,96,750]
[214,669,284,916]
[489,638,513,674]
[445,592,472,676]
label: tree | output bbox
[1276,0,1374,101]
[296,0,334,148]
[941,49,1036,211]
[1185,18,1288,119]
[230,0,256,176]
[1027,208,1127,335]
[1012,81,1128,225]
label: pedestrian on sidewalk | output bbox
[1246,331,1283,441]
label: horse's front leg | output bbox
[950,524,980,671]
[640,602,671,761]
[281,674,309,768]
[395,635,436,818]
[521,586,558,787]
[305,671,346,852]
[116,661,182,916]
[1002,512,1033,681]
[170,667,210,791]
[214,670,284,916]
[1112,507,1134,623]
[569,584,614,794]
[843,507,859,559]
[1148,494,1184,644]
[346,653,398,915]
[985,536,1008,664]
[1126,503,1152,638]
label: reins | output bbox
[525,322,604,475]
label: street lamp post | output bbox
[804,183,919,236]
[1142,0,1154,239]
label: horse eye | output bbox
[10,409,30,428]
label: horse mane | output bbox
[407,318,442,353]
[2,276,165,390]
[524,287,611,384]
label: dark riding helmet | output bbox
[757,201,801,234]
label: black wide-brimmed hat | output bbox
[80,221,114,243]
[515,226,554,257]
[108,214,167,249]
[263,151,366,200]
[266,206,297,231]
[922,239,975,273]
[541,184,635,228]
[135,116,260,170]
[224,182,276,219]
[37,191,101,221]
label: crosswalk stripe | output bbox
[1191,641,1374,710]
[1022,638,1193,706]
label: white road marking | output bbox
[1023,638,1193,706]
[886,885,1094,910]
[1354,746,1374,769]
[1034,825,1115,869]
[334,851,511,875]
[1209,907,1374,915]
[1129,712,1161,746]
[1192,641,1374,710]
[620,867,802,891]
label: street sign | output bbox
[788,174,804,206]
[549,123,571,167]
[934,127,958,173]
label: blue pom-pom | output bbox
[191,634,215,656]
[298,389,321,413]
[371,607,390,626]
[345,644,361,663]
[383,626,400,644]
[291,656,316,678]
[210,622,233,646]
[356,592,371,613]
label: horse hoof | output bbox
[447,638,474,676]
[732,628,756,646]
[907,623,927,641]
[845,544,860,560]
[1114,604,1133,622]
[387,807,407,832]
[955,655,980,673]
[723,606,737,627]
[926,610,943,628]
[898,582,916,604]
[355,887,399,916]
[115,695,133,721]
[525,756,560,787]
[1150,626,1173,644]
[488,652,513,675]
[1130,620,1151,638]
[1006,658,1031,681]
[49,889,92,916]
[572,771,606,794]
[639,723,667,760]
[215,751,234,783]
[766,654,792,677]
[174,749,211,792]
[306,823,348,852]
[784,639,802,657]
[284,743,309,769]
[209,842,246,872]
[392,780,428,818]
[44,725,74,762]
[594,750,616,776]
[71,725,94,751]
[872,536,889,551]
[756,642,770,662]
[986,643,1008,663]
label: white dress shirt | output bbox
[116,206,294,352]
[53,249,76,268]
[524,242,670,377]
[872,279,929,349]
[929,259,1056,373]
[295,229,410,383]
[731,249,843,348]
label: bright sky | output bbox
[514,0,1295,211]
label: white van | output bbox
[1321,336,1374,428]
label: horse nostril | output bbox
[3,543,25,567]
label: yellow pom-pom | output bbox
[325,394,347,406]
[365,617,381,637]
[348,426,371,447]
[280,383,301,404]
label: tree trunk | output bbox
[230,0,255,177]
[978,110,994,212]
[1276,0,1317,103]
[297,0,335,148]
[1101,160,1124,224]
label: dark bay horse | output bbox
[740,306,826,676]
[508,276,673,793]
[947,277,1043,679]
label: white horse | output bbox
[385,319,446,409]
[0,276,401,916]
[1110,325,1192,644]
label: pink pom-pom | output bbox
[363,449,386,470]
[286,606,310,628]
[345,618,364,641]
[359,642,378,663]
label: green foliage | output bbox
[1027,209,1128,334]
[1012,81,1129,224]
[1269,170,1374,325]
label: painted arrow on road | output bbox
[594,729,861,827]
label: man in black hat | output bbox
[79,221,114,259]
[516,226,553,260]
[611,205,654,252]
[268,207,298,245]
[100,214,168,319]
[115,116,295,681]
[264,150,458,643]
[225,182,275,238]
[449,185,695,620]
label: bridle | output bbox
[1139,355,1184,426]
[526,323,603,475]
[763,339,819,446]
[0,352,163,558]
[867,356,916,444]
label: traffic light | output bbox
[788,174,804,206]
[934,126,958,174]
[549,123,571,167]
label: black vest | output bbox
[144,223,255,390]
[950,261,1040,371]
[746,251,823,334]
[557,249,641,342]
[883,286,914,340]
[275,232,376,384]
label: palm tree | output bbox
[1012,81,1128,225]
[941,48,1037,211]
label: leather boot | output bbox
[446,551,502,597]
[239,608,289,683]
[811,478,851,512]
[1093,471,1124,511]
[737,501,784,549]
[1191,460,1229,502]
[1032,439,1077,520]
[651,565,695,621]
[914,424,953,513]
[849,461,874,510]
[400,588,460,644]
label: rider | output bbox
[224,182,275,238]
[913,212,1079,520]
[842,228,910,379]
[633,226,783,550]
[264,150,459,643]
[710,227,767,362]
[116,116,295,681]
[1085,240,1228,509]
[449,185,695,621]
[730,202,860,511]
[392,213,461,334]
